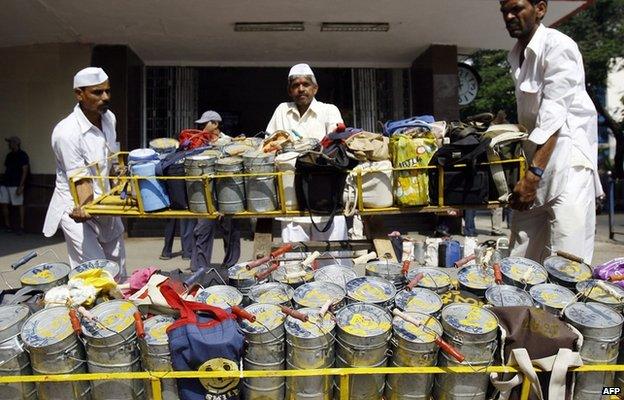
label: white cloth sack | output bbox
[275,152,299,211]
[344,160,393,215]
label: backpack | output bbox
[429,135,492,205]
[160,284,244,400]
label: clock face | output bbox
[458,64,480,106]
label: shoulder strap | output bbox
[156,146,211,175]
[160,283,231,324]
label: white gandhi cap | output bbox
[288,63,315,78]
[73,67,109,89]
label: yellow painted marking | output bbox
[150,324,169,342]
[405,297,437,312]
[204,293,228,306]
[420,274,451,287]
[258,291,289,303]
[539,292,567,308]
[247,309,284,331]
[303,289,332,304]
[465,270,493,286]
[22,269,56,284]
[343,313,391,336]
[352,283,387,301]
[459,306,497,331]
[402,318,439,341]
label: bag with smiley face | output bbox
[160,284,244,400]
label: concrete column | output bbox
[91,45,144,152]
[410,45,459,121]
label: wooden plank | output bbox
[363,215,398,262]
[373,239,398,262]
[252,218,274,260]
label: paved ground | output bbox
[1,213,622,290]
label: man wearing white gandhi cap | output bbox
[266,63,350,255]
[43,67,126,276]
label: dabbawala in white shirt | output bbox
[43,104,124,242]
[266,98,343,141]
[508,23,603,206]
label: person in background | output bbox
[191,110,241,275]
[43,67,126,276]
[0,136,29,234]
[501,0,602,262]
[266,63,349,249]
[160,218,195,260]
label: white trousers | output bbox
[60,213,127,278]
[510,166,596,263]
[281,216,351,266]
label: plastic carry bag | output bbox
[390,132,438,206]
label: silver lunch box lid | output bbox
[543,256,593,284]
[293,281,345,308]
[457,265,495,290]
[82,300,138,338]
[195,285,243,308]
[285,307,335,339]
[335,303,392,337]
[563,301,623,329]
[314,265,358,289]
[485,285,534,307]
[143,315,175,345]
[71,259,120,280]
[529,283,576,310]
[240,303,285,334]
[248,282,294,304]
[0,305,30,343]
[440,303,498,335]
[500,257,548,285]
[20,262,70,286]
[576,279,624,305]
[20,306,73,348]
[394,288,443,314]
[345,276,396,303]
[406,268,452,291]
[393,311,442,343]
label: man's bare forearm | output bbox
[530,133,558,171]
[75,179,94,207]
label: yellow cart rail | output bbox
[69,152,525,219]
[0,365,621,400]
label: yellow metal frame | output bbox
[1,365,622,400]
[68,152,526,219]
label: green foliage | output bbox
[460,50,517,122]
[558,0,624,87]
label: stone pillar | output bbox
[91,45,144,152]
[410,45,459,121]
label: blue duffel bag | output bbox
[160,284,244,400]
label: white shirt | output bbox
[43,105,123,239]
[266,98,344,141]
[508,24,603,205]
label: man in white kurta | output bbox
[43,67,126,274]
[266,63,348,244]
[501,0,602,263]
